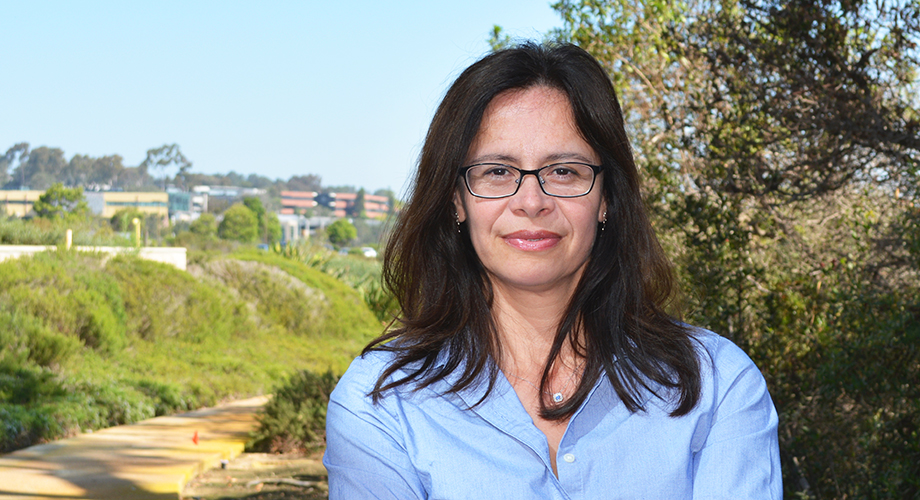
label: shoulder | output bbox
[686,326,775,417]
[690,327,759,375]
[330,349,400,406]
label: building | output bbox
[192,185,265,199]
[277,213,310,244]
[282,190,391,219]
[280,191,318,215]
[167,190,208,223]
[84,192,169,221]
[0,190,43,217]
[1,189,168,222]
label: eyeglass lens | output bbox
[465,163,596,198]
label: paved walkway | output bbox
[0,396,268,500]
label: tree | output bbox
[32,183,90,220]
[352,188,366,218]
[0,142,29,188]
[12,146,67,190]
[65,154,125,188]
[189,213,218,238]
[141,144,192,189]
[546,1,920,496]
[325,218,356,248]
[287,174,322,192]
[242,196,282,244]
[264,212,282,244]
[217,204,258,243]
[110,208,146,232]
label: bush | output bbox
[0,237,378,454]
[218,204,258,243]
[247,370,339,453]
[0,251,127,355]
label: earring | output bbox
[601,211,607,232]
[455,212,461,233]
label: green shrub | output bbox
[218,204,258,243]
[247,370,339,453]
[0,216,129,246]
[0,240,378,454]
[190,259,326,336]
[0,307,81,367]
[105,255,251,342]
[0,251,127,354]
[271,242,398,322]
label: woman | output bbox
[324,42,781,499]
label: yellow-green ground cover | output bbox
[0,248,381,452]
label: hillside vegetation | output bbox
[0,248,381,452]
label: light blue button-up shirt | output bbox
[324,329,782,499]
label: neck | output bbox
[490,279,578,375]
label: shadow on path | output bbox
[0,396,267,500]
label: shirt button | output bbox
[562,453,575,463]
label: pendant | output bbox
[552,392,564,403]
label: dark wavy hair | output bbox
[365,42,701,419]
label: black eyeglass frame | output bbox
[458,162,604,199]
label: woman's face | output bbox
[454,86,606,296]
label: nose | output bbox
[509,172,553,216]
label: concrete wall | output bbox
[0,245,187,271]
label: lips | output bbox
[502,230,562,251]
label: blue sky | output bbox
[1,1,562,196]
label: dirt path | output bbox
[180,452,328,500]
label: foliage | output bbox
[243,196,282,244]
[110,208,146,233]
[32,183,90,221]
[232,249,382,339]
[1,143,154,191]
[218,203,259,243]
[0,247,379,453]
[325,218,357,248]
[0,217,128,247]
[247,370,339,453]
[547,1,920,497]
[141,144,192,189]
[271,242,398,322]
[188,213,218,238]
[352,188,366,218]
[0,143,29,187]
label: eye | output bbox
[482,165,512,177]
[549,166,577,177]
[543,164,587,181]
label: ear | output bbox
[597,198,607,223]
[453,189,467,223]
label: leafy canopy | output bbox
[32,183,90,221]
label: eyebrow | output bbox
[467,152,597,165]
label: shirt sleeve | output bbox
[691,336,783,499]
[323,355,428,500]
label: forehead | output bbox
[466,85,596,164]
[481,86,573,124]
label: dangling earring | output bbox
[455,212,461,233]
[601,211,607,232]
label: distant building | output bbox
[192,185,265,199]
[167,190,208,223]
[277,213,310,244]
[311,191,391,218]
[1,189,168,223]
[0,190,43,217]
[84,192,169,221]
[280,191,318,215]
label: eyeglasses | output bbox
[459,162,602,199]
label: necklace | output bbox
[507,360,583,404]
